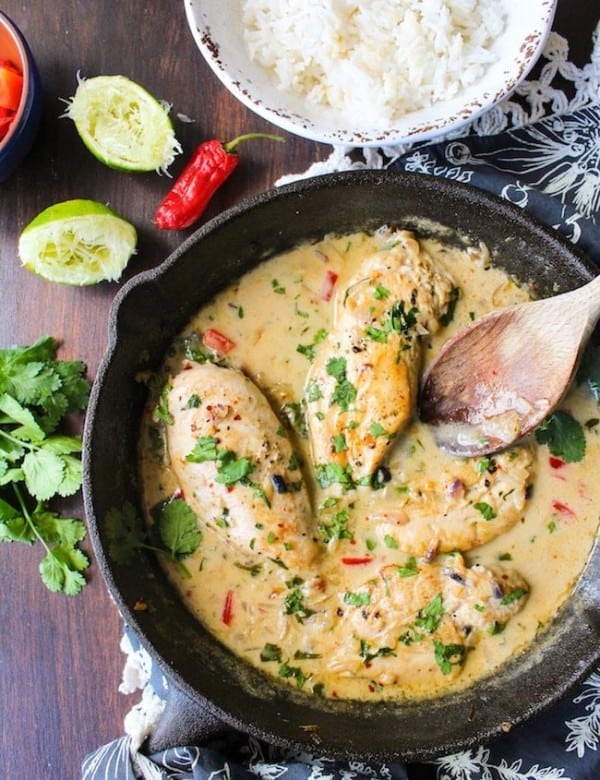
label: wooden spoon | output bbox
[419,273,600,457]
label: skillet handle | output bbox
[146,680,233,754]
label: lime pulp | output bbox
[62,74,182,173]
[18,199,137,286]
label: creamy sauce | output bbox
[138,227,600,702]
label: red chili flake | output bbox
[341,556,373,565]
[320,269,339,302]
[549,456,566,469]
[552,499,576,518]
[221,589,234,626]
[202,327,235,356]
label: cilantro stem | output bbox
[12,483,52,556]
[144,543,193,579]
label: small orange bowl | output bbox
[0,11,42,182]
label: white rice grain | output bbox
[241,0,507,125]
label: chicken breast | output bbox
[329,553,528,686]
[166,362,318,570]
[366,445,533,555]
[304,230,456,483]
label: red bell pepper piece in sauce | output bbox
[201,327,235,357]
[221,589,234,626]
[341,556,373,565]
[320,269,339,302]
[154,132,284,230]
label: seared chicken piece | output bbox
[166,362,318,570]
[367,445,533,555]
[329,554,528,686]
[305,231,455,483]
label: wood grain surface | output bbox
[0,3,325,777]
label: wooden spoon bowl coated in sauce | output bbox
[420,273,600,456]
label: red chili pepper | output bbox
[221,589,234,626]
[549,456,566,469]
[154,132,284,230]
[341,556,373,565]
[202,327,235,356]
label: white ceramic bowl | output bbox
[184,0,556,148]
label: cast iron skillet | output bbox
[83,170,600,762]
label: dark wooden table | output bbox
[0,3,326,777]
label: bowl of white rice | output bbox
[184,0,556,148]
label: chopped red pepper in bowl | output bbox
[0,58,23,143]
[0,11,43,181]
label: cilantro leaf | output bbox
[104,501,147,565]
[0,496,33,543]
[535,410,586,463]
[155,497,201,558]
[39,543,88,595]
[105,498,201,575]
[22,449,66,502]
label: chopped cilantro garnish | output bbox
[278,662,307,689]
[260,643,282,663]
[315,462,355,491]
[414,593,444,634]
[186,435,220,463]
[369,422,386,437]
[284,578,315,623]
[500,587,528,606]
[359,639,395,663]
[152,382,174,424]
[535,410,586,463]
[474,501,496,520]
[186,393,201,409]
[343,590,371,607]
[397,556,418,577]
[332,433,347,452]
[318,509,353,542]
[326,357,357,411]
[433,639,465,675]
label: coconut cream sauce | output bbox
[139,228,600,701]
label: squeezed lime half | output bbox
[63,74,181,172]
[18,199,137,285]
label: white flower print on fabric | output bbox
[432,746,570,780]
[565,672,600,758]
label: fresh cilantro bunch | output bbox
[0,336,91,595]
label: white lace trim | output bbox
[119,21,600,748]
[119,632,167,751]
